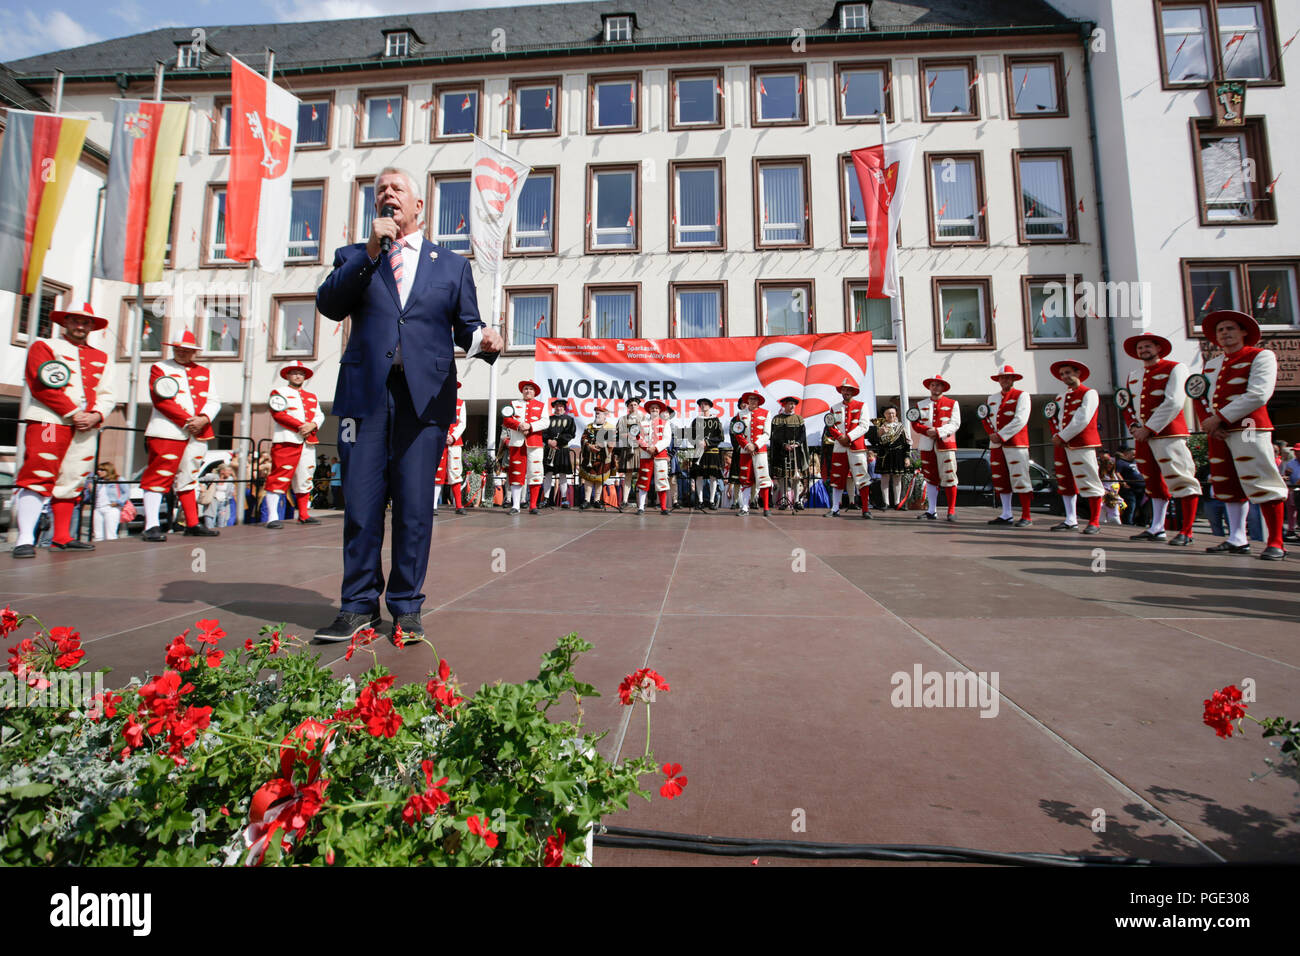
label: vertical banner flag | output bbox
[97,99,190,284]
[469,135,530,275]
[0,110,90,294]
[850,137,918,299]
[227,56,298,271]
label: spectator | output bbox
[1099,454,1125,524]
[87,462,130,542]
[329,457,344,510]
[1283,446,1300,542]
[204,465,236,529]
[1113,446,1146,526]
[1195,460,1227,537]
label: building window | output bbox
[507,288,555,350]
[211,99,232,153]
[926,152,986,245]
[604,15,633,42]
[589,74,640,132]
[510,79,559,136]
[670,70,723,129]
[933,278,994,348]
[297,96,331,148]
[271,296,318,358]
[670,161,723,251]
[753,69,807,125]
[429,174,471,254]
[754,158,810,249]
[1193,118,1275,224]
[587,164,639,253]
[840,3,869,29]
[920,58,979,121]
[287,183,324,264]
[385,32,410,57]
[584,285,639,338]
[1014,150,1077,243]
[758,281,814,335]
[204,186,237,265]
[835,61,891,122]
[13,280,69,344]
[1022,276,1087,348]
[1006,55,1067,117]
[434,85,479,139]
[1183,258,1299,333]
[163,186,181,267]
[360,90,404,144]
[1157,1,1279,85]
[351,177,376,246]
[177,45,200,70]
[198,297,243,358]
[671,282,726,338]
[845,281,895,346]
[119,298,166,359]
[509,168,556,255]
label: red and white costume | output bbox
[264,361,325,522]
[733,410,772,489]
[912,375,960,517]
[14,306,116,548]
[434,387,467,512]
[987,365,1034,523]
[502,381,549,511]
[1050,361,1103,529]
[825,400,872,492]
[1198,312,1287,552]
[637,401,673,512]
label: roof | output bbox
[0,62,50,110]
[9,0,1079,80]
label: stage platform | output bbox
[4,505,1297,867]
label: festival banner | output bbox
[533,332,873,444]
[850,137,918,299]
[469,135,530,275]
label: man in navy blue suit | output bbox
[314,167,502,642]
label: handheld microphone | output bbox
[379,204,396,254]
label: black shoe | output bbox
[142,526,166,542]
[509,507,520,515]
[315,611,382,643]
[661,508,670,515]
[185,525,219,536]
[298,517,322,525]
[265,521,283,530]
[945,513,958,523]
[561,502,570,509]
[1129,530,1164,540]
[1205,541,1250,555]
[1082,524,1100,535]
[392,613,424,642]
[988,516,1013,525]
[824,510,839,518]
[637,507,645,515]
[1014,518,1033,528]
[1167,533,1192,546]
[1260,546,1286,561]
[861,511,872,519]
[455,507,465,515]
[763,508,770,516]
[431,509,439,516]
[529,507,539,515]
[917,512,936,521]
[12,544,35,559]
[1051,521,1079,532]
[52,540,95,551]
[794,503,804,511]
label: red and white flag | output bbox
[469,135,530,275]
[850,137,918,299]
[227,57,298,271]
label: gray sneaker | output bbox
[315,611,383,643]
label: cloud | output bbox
[272,0,576,23]
[0,10,101,62]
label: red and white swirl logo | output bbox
[754,333,873,418]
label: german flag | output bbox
[0,110,89,294]
[97,99,189,284]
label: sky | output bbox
[0,0,580,63]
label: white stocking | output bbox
[740,487,752,510]
[1148,498,1169,534]
[510,485,523,510]
[925,484,938,515]
[15,488,45,546]
[831,488,844,512]
[1225,501,1249,547]
[143,490,164,529]
[1062,494,1077,525]
[999,493,1013,520]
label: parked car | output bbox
[0,464,14,533]
[953,448,1063,515]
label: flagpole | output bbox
[484,120,507,454]
[880,113,909,419]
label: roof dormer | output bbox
[382,28,421,58]
[836,2,870,31]
[602,13,636,43]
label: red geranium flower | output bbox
[466,814,499,848]
[206,650,225,668]
[343,627,379,662]
[659,762,687,799]
[1203,684,1248,739]
[49,627,84,669]
[402,760,451,826]
[618,667,670,706]
[87,691,122,722]
[164,633,197,672]
[543,829,566,866]
[194,619,226,646]
[425,659,465,715]
[0,605,19,637]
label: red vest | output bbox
[831,400,867,451]
[521,399,546,446]
[996,389,1029,447]
[1139,360,1188,438]
[1212,346,1274,431]
[449,399,465,446]
[647,417,670,459]
[1061,386,1100,449]
[931,396,958,451]
[739,407,769,448]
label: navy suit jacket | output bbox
[316,238,494,424]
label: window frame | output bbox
[10,279,71,347]
[200,183,240,269]
[268,294,322,361]
[117,296,169,361]
[1004,54,1069,118]
[756,279,816,337]
[919,57,981,122]
[384,32,411,58]
[751,66,809,127]
[349,176,376,248]
[669,281,728,338]
[357,88,406,146]
[587,72,642,134]
[1190,116,1276,225]
[426,170,474,257]
[210,98,232,154]
[842,278,902,350]
[505,166,558,258]
[583,283,642,339]
[932,276,996,350]
[1154,0,1284,89]
[195,294,248,362]
[753,156,812,251]
[504,285,559,353]
[585,162,641,256]
[286,179,327,266]
[1180,256,1300,337]
[295,92,334,151]
[431,81,482,142]
[924,151,988,247]
[1012,148,1079,244]
[604,14,633,42]
[668,159,726,253]
[668,68,724,131]
[162,184,182,268]
[1020,275,1089,349]
[833,59,894,124]
[508,76,561,139]
[839,2,869,30]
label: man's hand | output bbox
[990,438,1002,449]
[183,415,210,436]
[298,422,317,439]
[72,411,101,432]
[925,427,938,439]
[1131,426,1153,443]
[479,328,504,353]
[547,439,558,448]
[1203,413,1225,438]
[365,216,400,260]
[745,442,756,454]
[1051,435,1064,447]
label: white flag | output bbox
[228,56,299,272]
[470,135,530,276]
[850,137,918,299]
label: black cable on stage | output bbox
[595,825,1155,866]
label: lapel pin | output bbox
[429,251,438,262]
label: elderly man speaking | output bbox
[315,167,502,642]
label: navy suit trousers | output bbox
[339,367,446,616]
